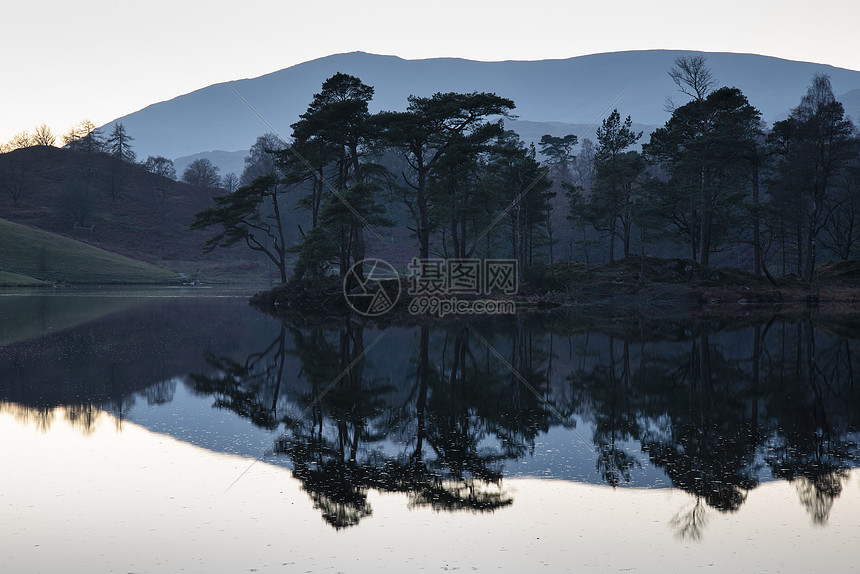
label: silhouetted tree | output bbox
[288,73,390,284]
[376,91,515,259]
[143,155,176,208]
[538,133,579,267]
[0,151,29,205]
[767,74,858,280]
[587,109,644,261]
[32,123,56,147]
[481,132,553,268]
[106,124,135,163]
[191,173,290,283]
[222,172,239,193]
[7,130,33,149]
[645,87,763,265]
[182,158,221,188]
[666,54,716,110]
[106,123,135,200]
[240,132,284,186]
[64,119,104,154]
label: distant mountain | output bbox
[102,50,860,165]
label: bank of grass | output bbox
[0,270,49,286]
[0,219,179,285]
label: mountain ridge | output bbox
[101,50,860,162]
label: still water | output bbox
[1,291,858,572]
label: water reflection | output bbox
[192,321,518,528]
[182,313,860,531]
[566,319,860,536]
[2,293,859,535]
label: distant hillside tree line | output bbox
[0,117,242,226]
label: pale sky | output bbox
[3,0,860,144]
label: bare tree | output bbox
[64,119,104,153]
[0,158,28,206]
[223,172,240,192]
[32,124,56,147]
[143,155,176,207]
[240,133,285,186]
[143,155,177,180]
[182,158,221,188]
[8,130,33,150]
[62,124,81,147]
[666,55,716,111]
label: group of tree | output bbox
[192,73,554,286]
[557,57,859,283]
[0,123,57,151]
[191,62,858,288]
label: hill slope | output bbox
[101,50,860,161]
[0,218,179,284]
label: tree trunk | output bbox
[805,219,815,281]
[690,197,697,261]
[752,160,761,276]
[623,216,631,259]
[609,215,616,263]
[700,188,712,267]
[796,219,803,276]
[413,325,429,464]
[417,179,430,259]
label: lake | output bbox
[1,291,859,572]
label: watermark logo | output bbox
[344,258,518,318]
[343,259,401,316]
[407,258,518,297]
[407,258,518,318]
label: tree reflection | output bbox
[762,322,857,524]
[62,403,103,435]
[0,402,109,434]
[141,379,176,406]
[1,402,56,432]
[669,498,708,541]
[569,336,641,486]
[181,313,860,533]
[566,316,860,536]
[189,325,289,431]
[274,322,518,528]
[189,320,544,528]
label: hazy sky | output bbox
[3,0,860,144]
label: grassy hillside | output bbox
[0,219,179,284]
[0,270,47,286]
